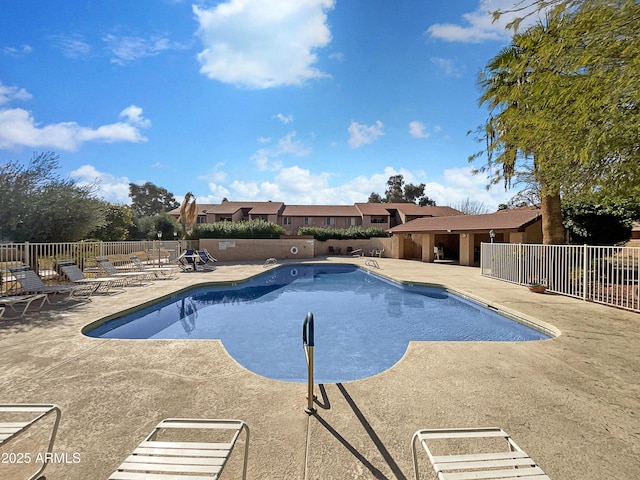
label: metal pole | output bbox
[303,312,316,415]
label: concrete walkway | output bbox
[1,258,638,479]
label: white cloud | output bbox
[274,113,294,124]
[2,44,33,57]
[69,164,131,203]
[0,102,151,151]
[206,183,231,201]
[103,33,187,65]
[426,0,544,43]
[191,164,514,209]
[430,57,466,78]
[348,120,384,148]
[120,105,151,128]
[193,0,335,88]
[198,162,227,183]
[408,121,430,139]
[51,34,93,59]
[424,167,512,209]
[251,131,311,171]
[0,81,32,105]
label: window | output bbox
[304,217,313,226]
[218,217,232,222]
[349,217,358,226]
[283,217,292,225]
[196,216,206,224]
[371,216,388,224]
[326,217,335,226]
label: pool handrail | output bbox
[302,312,316,414]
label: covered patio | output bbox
[388,207,543,266]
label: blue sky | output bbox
[0,0,540,210]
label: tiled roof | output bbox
[354,203,462,217]
[199,202,283,215]
[281,205,361,216]
[389,207,542,233]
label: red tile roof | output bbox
[389,207,542,233]
[196,202,284,215]
[354,203,461,217]
[281,205,361,216]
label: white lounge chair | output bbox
[411,427,551,480]
[58,261,123,294]
[0,404,61,480]
[0,294,47,318]
[129,254,179,279]
[95,257,153,286]
[8,265,95,303]
[108,418,249,480]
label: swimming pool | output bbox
[85,264,550,383]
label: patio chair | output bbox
[129,254,179,280]
[197,249,218,270]
[411,427,551,480]
[108,418,249,480]
[177,250,216,272]
[8,265,95,303]
[0,294,47,318]
[58,261,124,295]
[0,404,61,480]
[95,257,153,286]
[177,249,199,272]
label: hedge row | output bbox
[188,219,286,239]
[297,226,388,241]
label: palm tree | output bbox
[178,192,198,240]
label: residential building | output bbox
[168,201,461,234]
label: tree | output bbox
[451,198,490,215]
[130,212,181,240]
[0,152,106,242]
[87,203,134,241]
[472,0,640,243]
[384,175,405,202]
[562,199,640,245]
[129,182,180,217]
[369,174,436,205]
[367,192,383,203]
[178,192,198,239]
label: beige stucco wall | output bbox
[198,237,394,262]
[525,222,543,244]
[314,237,392,257]
[199,238,315,262]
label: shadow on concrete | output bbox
[312,383,407,480]
[314,384,331,410]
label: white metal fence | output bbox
[0,240,186,294]
[481,242,640,313]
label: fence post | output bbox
[23,242,30,271]
[518,243,523,285]
[583,244,588,301]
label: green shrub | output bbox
[188,219,286,239]
[297,226,388,241]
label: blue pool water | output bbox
[85,264,550,383]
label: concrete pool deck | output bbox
[0,257,638,479]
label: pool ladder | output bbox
[302,312,316,414]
